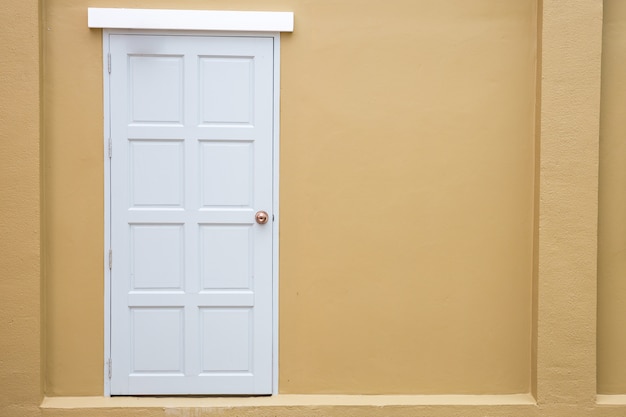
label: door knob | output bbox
[255,211,269,224]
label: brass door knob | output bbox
[255,211,269,224]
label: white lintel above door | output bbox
[88,8,294,32]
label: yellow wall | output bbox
[598,0,626,395]
[43,0,535,395]
[0,0,42,416]
[43,0,104,395]
[279,0,536,394]
[4,0,624,416]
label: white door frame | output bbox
[102,28,282,396]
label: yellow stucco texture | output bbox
[598,0,626,395]
[43,0,104,396]
[3,0,622,415]
[279,0,537,394]
[536,0,602,407]
[0,0,42,416]
[43,0,536,396]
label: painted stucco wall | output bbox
[3,0,623,416]
[598,0,626,395]
[42,0,535,396]
[279,0,536,395]
[0,0,42,416]
[536,0,601,409]
[43,0,104,395]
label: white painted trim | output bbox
[271,34,281,395]
[103,31,112,398]
[88,8,293,32]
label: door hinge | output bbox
[108,249,112,270]
[108,137,112,158]
[107,53,111,74]
[107,358,112,379]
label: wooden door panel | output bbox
[109,34,274,395]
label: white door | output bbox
[108,34,274,395]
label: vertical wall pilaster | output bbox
[537,0,602,409]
